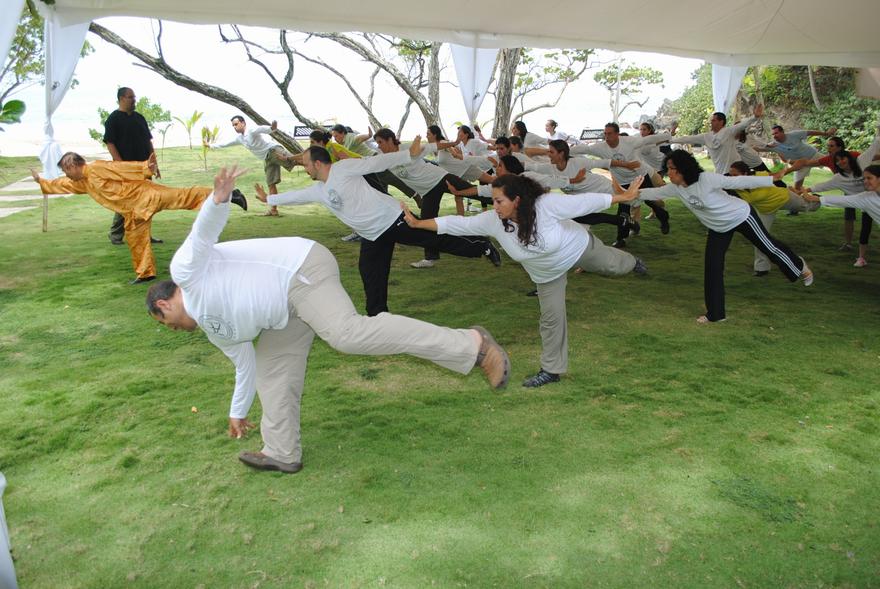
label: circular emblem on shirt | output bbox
[199,315,236,339]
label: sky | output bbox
[0,17,704,157]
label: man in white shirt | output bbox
[261,137,501,316]
[669,104,764,174]
[207,115,295,216]
[573,122,673,246]
[147,166,511,474]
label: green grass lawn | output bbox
[1,147,878,588]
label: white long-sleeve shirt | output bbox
[213,126,279,160]
[819,192,880,219]
[474,171,573,200]
[735,140,766,169]
[638,173,773,232]
[268,151,411,240]
[422,143,487,181]
[387,150,449,195]
[171,197,314,419]
[670,118,756,173]
[531,157,612,194]
[572,133,671,184]
[435,192,612,284]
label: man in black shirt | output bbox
[103,87,162,245]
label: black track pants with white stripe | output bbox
[703,206,804,322]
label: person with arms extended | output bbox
[147,165,510,474]
[32,152,246,284]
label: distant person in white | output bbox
[146,166,511,474]
[572,122,672,246]
[545,119,579,144]
[669,104,764,174]
[803,163,880,268]
[206,115,294,216]
[258,138,500,316]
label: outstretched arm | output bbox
[401,203,439,231]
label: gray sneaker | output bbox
[341,232,362,242]
[633,258,648,275]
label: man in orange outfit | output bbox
[32,152,247,284]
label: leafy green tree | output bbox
[174,110,203,150]
[667,64,714,135]
[594,61,664,122]
[88,96,172,144]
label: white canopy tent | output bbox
[10,0,880,177]
[38,0,880,67]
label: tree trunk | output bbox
[427,42,442,128]
[807,65,822,110]
[492,48,522,136]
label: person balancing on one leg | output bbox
[32,152,247,284]
[147,165,510,474]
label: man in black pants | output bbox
[256,138,501,316]
[103,86,162,245]
[372,128,475,268]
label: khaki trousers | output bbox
[536,233,635,374]
[255,242,480,463]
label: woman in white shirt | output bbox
[402,174,645,388]
[637,150,813,324]
[805,147,880,267]
[803,165,880,245]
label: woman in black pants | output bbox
[636,150,813,324]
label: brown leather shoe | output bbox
[238,451,302,474]
[472,325,510,390]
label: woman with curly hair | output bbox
[402,174,645,388]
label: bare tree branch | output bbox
[89,21,309,152]
[310,32,439,125]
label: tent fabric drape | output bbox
[0,0,26,85]
[44,0,880,67]
[711,64,749,115]
[449,44,498,125]
[36,6,90,178]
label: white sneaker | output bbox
[800,258,814,286]
[410,259,436,268]
[854,257,868,268]
[341,232,361,242]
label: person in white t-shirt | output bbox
[260,139,501,317]
[373,128,480,268]
[636,150,812,324]
[669,104,764,174]
[572,122,673,246]
[207,115,294,217]
[402,174,646,388]
[146,166,511,474]
[545,119,579,145]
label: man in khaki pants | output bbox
[147,166,510,474]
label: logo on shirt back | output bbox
[199,315,236,339]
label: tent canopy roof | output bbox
[50,0,880,67]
